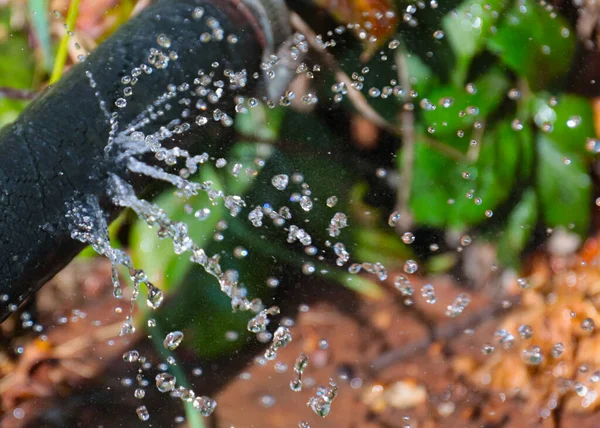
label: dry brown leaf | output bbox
[313,0,398,60]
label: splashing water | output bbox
[307,379,338,417]
[39,0,600,423]
[290,353,309,391]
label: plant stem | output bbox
[394,47,416,232]
[138,302,205,428]
[0,87,37,100]
[150,323,205,428]
[50,0,81,84]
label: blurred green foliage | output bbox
[383,0,593,267]
[0,9,35,127]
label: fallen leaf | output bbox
[313,0,398,59]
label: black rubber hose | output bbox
[0,0,290,321]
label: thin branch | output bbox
[466,120,485,163]
[290,12,399,135]
[421,135,469,163]
[369,294,521,373]
[0,87,37,101]
[394,48,415,231]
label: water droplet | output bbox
[272,174,289,190]
[388,211,401,227]
[421,284,436,304]
[163,331,184,350]
[156,34,171,48]
[551,342,565,357]
[465,83,477,94]
[307,379,338,417]
[265,326,292,360]
[518,324,533,339]
[260,394,276,407]
[404,260,418,274]
[290,353,309,392]
[368,87,381,98]
[136,405,150,421]
[517,277,530,289]
[394,275,414,296]
[495,329,515,349]
[192,7,205,20]
[156,372,176,393]
[300,196,313,212]
[123,350,140,363]
[328,212,348,237]
[522,345,543,365]
[193,396,217,416]
[115,98,127,108]
[326,196,338,207]
[446,293,470,318]
[482,344,495,354]
[248,306,279,333]
[147,284,164,309]
[586,138,600,154]
[402,232,415,244]
[566,115,581,128]
[507,88,521,100]
[440,97,454,108]
[582,318,595,332]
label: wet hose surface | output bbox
[0,0,288,321]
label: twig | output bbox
[290,12,399,135]
[53,321,125,358]
[394,48,416,231]
[0,87,37,101]
[466,121,485,163]
[369,294,521,373]
[421,135,469,163]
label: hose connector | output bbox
[241,0,290,54]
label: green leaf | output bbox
[443,0,508,64]
[487,0,575,89]
[0,11,36,127]
[518,122,535,181]
[154,264,253,359]
[235,104,285,142]
[497,188,537,267]
[448,122,520,227]
[405,52,438,96]
[407,121,522,229]
[425,252,459,273]
[407,136,457,227]
[353,228,413,268]
[225,141,275,196]
[536,135,591,235]
[27,0,53,72]
[421,67,510,140]
[335,273,384,299]
[530,94,595,159]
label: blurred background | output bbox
[2,0,600,426]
